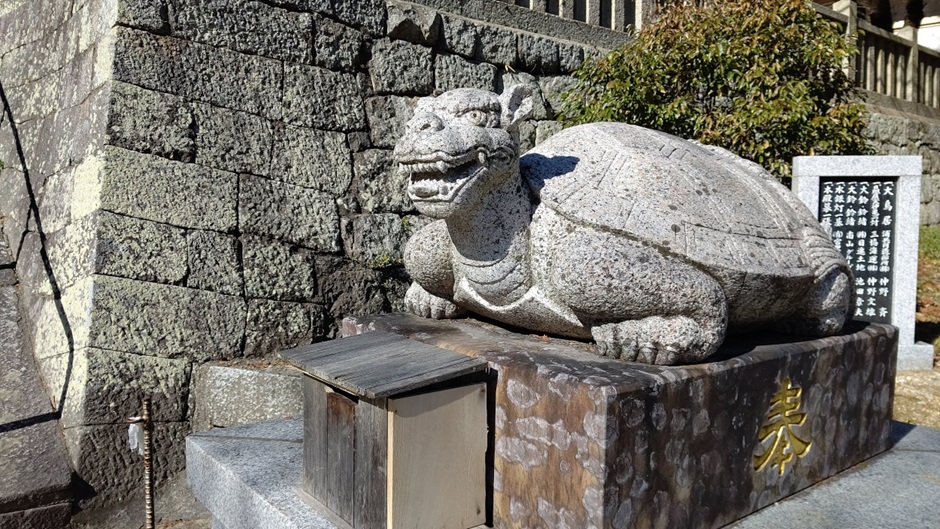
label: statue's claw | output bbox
[591,316,720,365]
[404,283,467,319]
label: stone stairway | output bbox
[0,217,73,528]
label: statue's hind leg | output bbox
[776,228,854,336]
[548,231,729,365]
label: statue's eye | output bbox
[464,110,487,126]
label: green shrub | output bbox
[560,0,870,179]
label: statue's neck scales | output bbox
[447,168,532,305]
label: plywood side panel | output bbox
[387,384,488,529]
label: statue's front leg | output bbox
[404,283,467,319]
[403,219,465,319]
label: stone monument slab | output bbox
[343,313,896,529]
[792,155,933,369]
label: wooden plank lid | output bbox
[281,331,487,399]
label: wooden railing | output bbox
[813,1,940,110]
[496,0,637,31]
[502,0,940,112]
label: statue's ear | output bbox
[499,84,533,130]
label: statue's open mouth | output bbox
[399,149,488,202]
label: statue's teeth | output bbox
[435,161,448,173]
[478,151,487,164]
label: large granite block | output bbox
[87,275,246,362]
[314,15,366,72]
[386,0,442,46]
[517,33,560,75]
[94,211,189,285]
[93,147,238,232]
[189,364,303,431]
[353,149,413,213]
[18,276,96,362]
[435,53,498,93]
[243,299,317,356]
[364,96,416,149]
[440,14,478,58]
[270,125,352,194]
[241,235,318,301]
[113,27,284,120]
[170,0,314,64]
[107,81,196,162]
[476,24,517,66]
[238,174,340,252]
[118,0,169,32]
[65,421,188,509]
[15,86,109,179]
[369,39,434,95]
[283,64,366,131]
[38,347,191,429]
[345,313,897,529]
[331,0,386,36]
[186,230,242,296]
[0,11,81,90]
[339,213,408,267]
[193,103,274,176]
[312,256,390,329]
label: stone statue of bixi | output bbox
[394,86,853,365]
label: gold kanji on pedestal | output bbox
[754,377,812,475]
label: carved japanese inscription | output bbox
[754,378,812,475]
[819,178,897,324]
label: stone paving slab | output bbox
[729,421,940,528]
[188,419,940,529]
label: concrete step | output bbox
[188,419,940,529]
[189,361,302,433]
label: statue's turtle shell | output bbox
[521,123,817,279]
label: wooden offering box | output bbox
[282,331,489,529]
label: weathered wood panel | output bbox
[303,377,328,501]
[325,388,357,524]
[354,399,388,529]
[283,331,486,399]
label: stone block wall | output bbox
[0,0,124,510]
[866,110,940,225]
[0,0,625,510]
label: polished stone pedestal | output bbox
[343,314,897,529]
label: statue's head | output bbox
[394,86,533,218]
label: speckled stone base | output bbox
[344,314,897,529]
